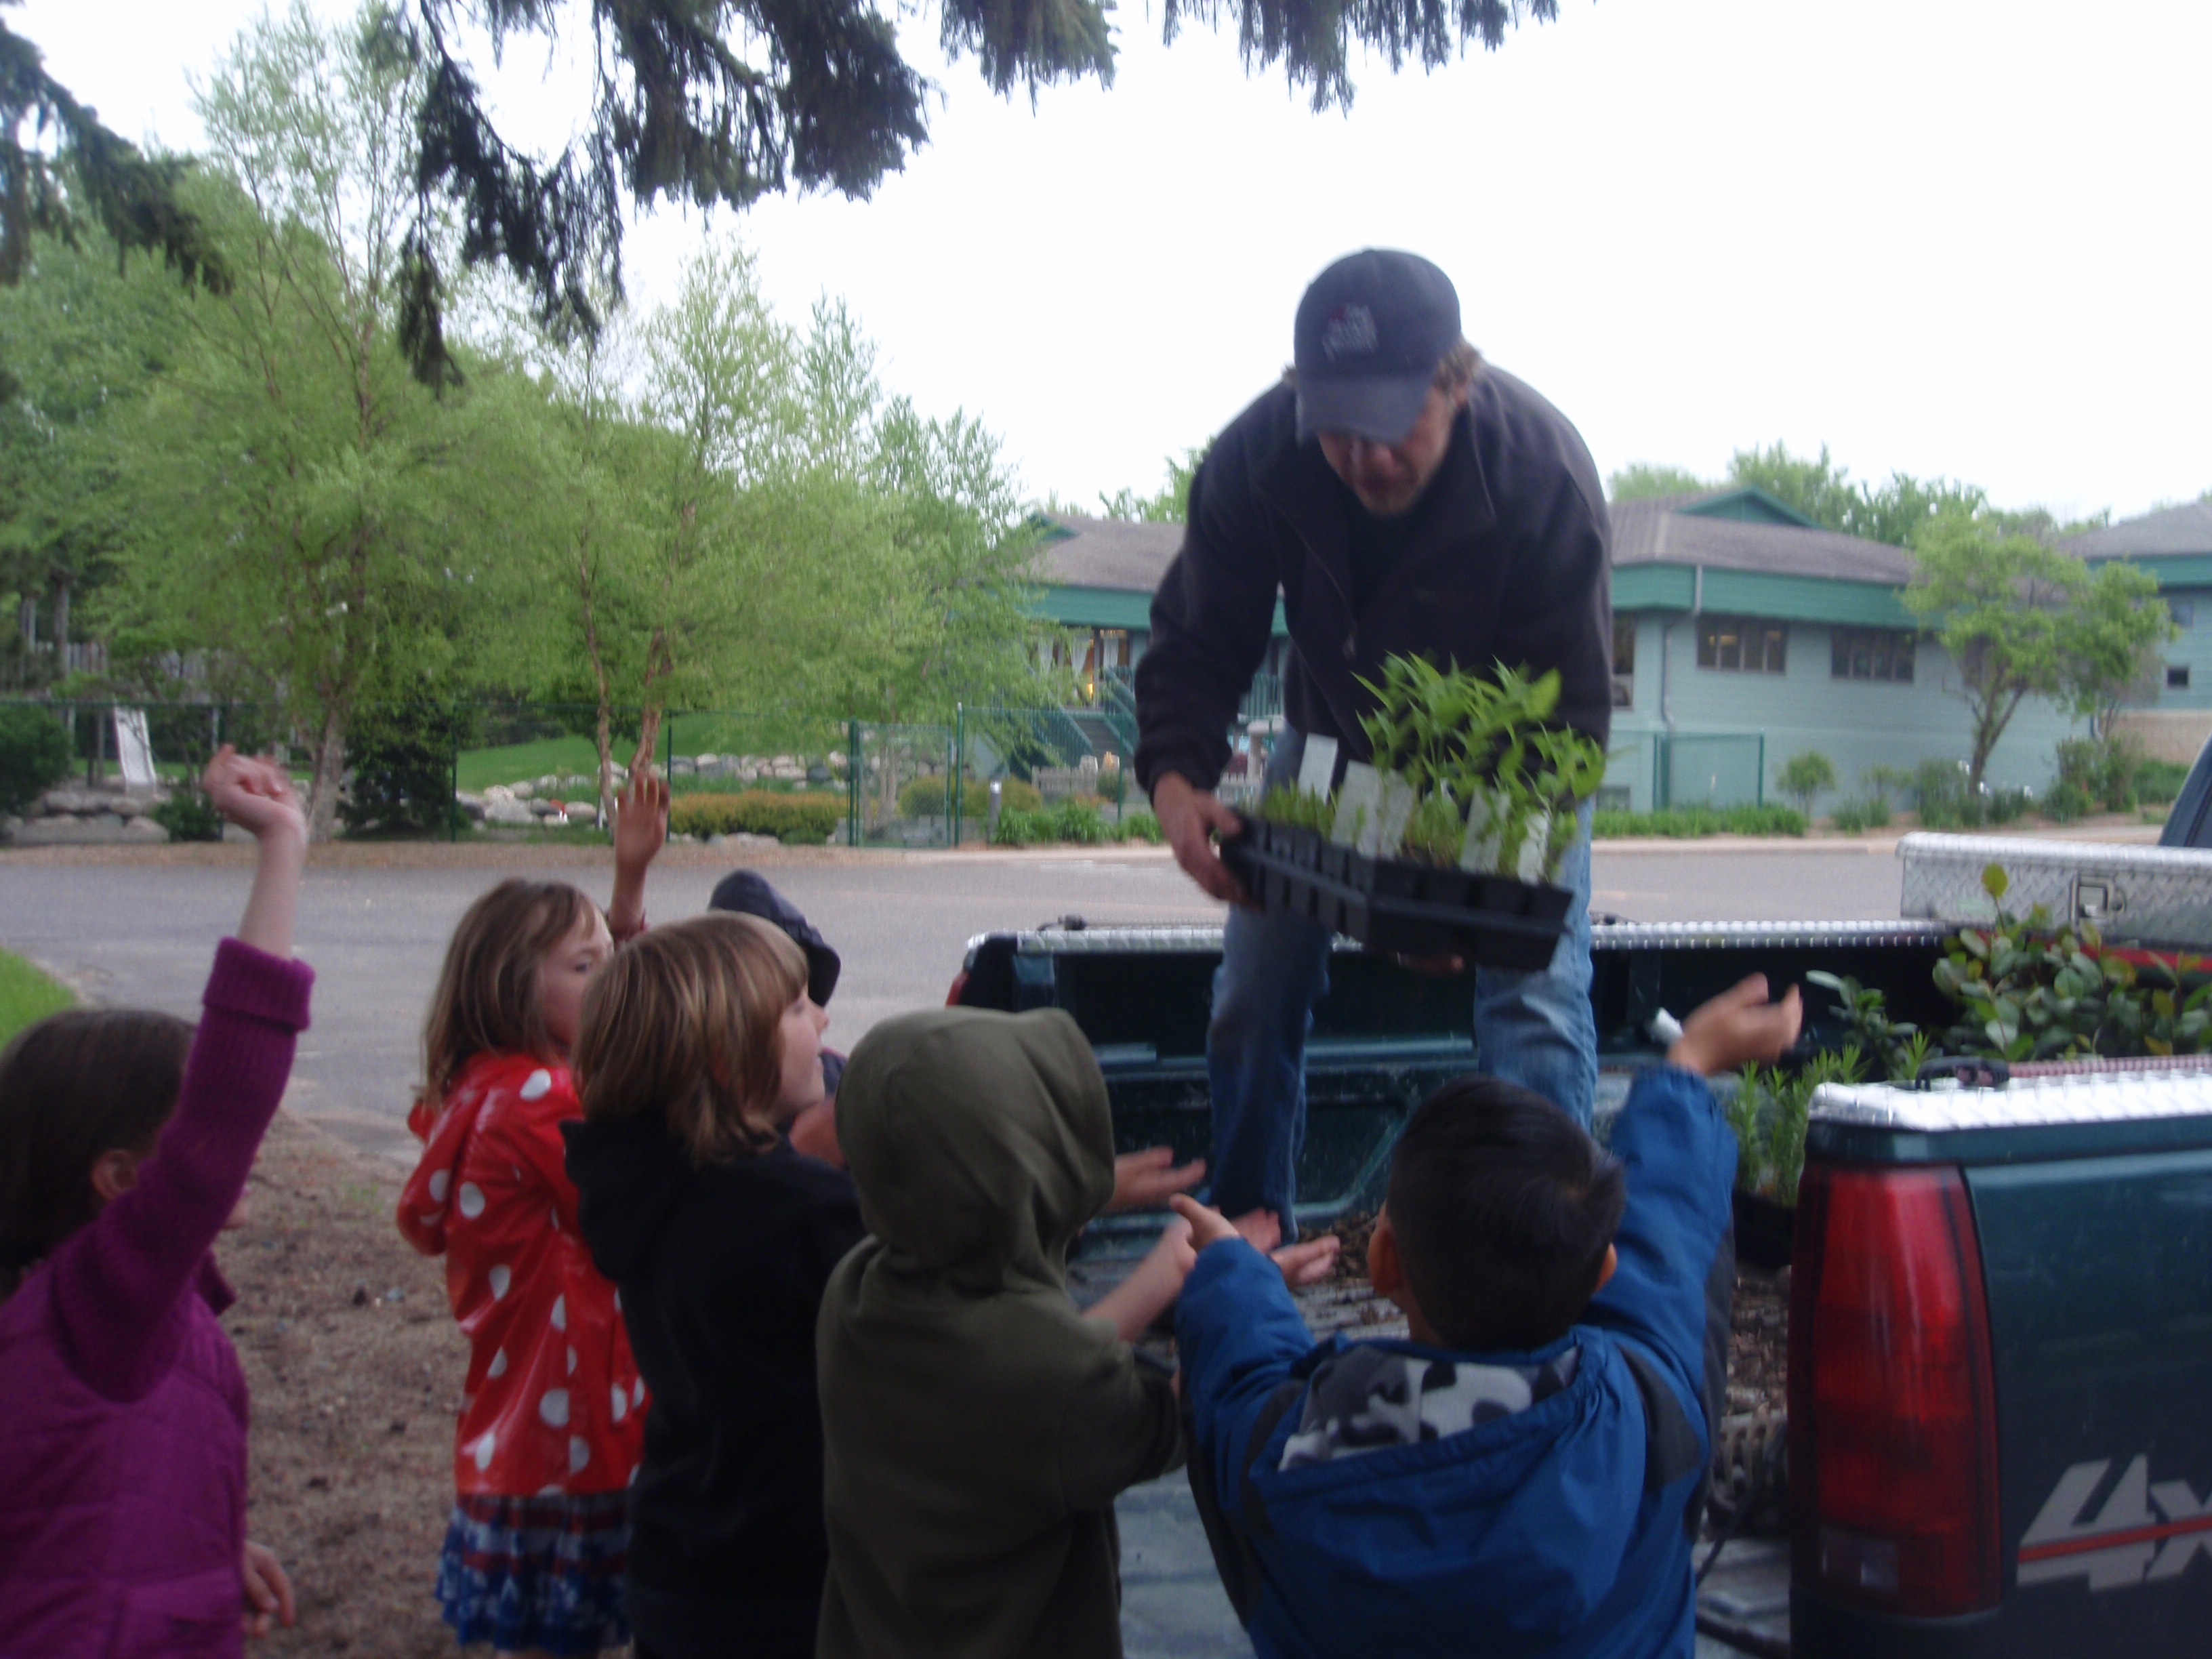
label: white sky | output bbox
[15,0,2211,521]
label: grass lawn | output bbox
[0,949,73,1040]
[455,734,605,793]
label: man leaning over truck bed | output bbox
[1134,248,1614,1233]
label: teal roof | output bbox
[1677,487,1827,531]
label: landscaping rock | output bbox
[483,798,535,826]
[12,815,169,846]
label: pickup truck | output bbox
[947,775,2212,1656]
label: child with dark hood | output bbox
[815,1007,1336,1659]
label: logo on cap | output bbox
[1321,304,1377,363]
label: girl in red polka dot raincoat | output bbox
[398,773,666,1656]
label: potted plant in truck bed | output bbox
[1230,655,1607,969]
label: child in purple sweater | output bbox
[0,747,313,1658]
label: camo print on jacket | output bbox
[1279,1344,1581,1469]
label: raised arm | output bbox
[1586,977,1799,1384]
[607,737,668,943]
[53,751,312,1399]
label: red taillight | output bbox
[1789,1161,2002,1618]
[945,970,969,1007]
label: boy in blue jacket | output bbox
[1171,975,1802,1659]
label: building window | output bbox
[1831,626,1917,683]
[1697,616,1788,674]
[2171,600,2196,628]
[1612,616,1636,708]
[2169,665,2192,690]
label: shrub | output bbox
[1776,750,1837,814]
[2040,779,2093,822]
[152,791,224,842]
[2139,760,2190,808]
[992,807,1052,846]
[1120,811,1163,844]
[1590,804,1807,839]
[0,704,73,816]
[342,697,459,837]
[1050,800,1113,844]
[1911,758,1976,828]
[669,791,844,844]
[897,775,986,819]
[1985,785,2032,825]
[1829,796,1891,834]
[995,776,1044,814]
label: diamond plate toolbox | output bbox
[1898,832,2212,947]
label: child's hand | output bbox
[1089,1214,1195,1343]
[1668,974,1803,1077]
[241,1540,295,1639]
[1170,1198,1340,1288]
[203,747,305,845]
[614,766,669,870]
[1169,1193,1242,1251]
[1105,1146,1206,1212]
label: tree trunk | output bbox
[306,705,348,842]
[52,579,70,656]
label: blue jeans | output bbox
[1206,729,1597,1234]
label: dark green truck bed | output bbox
[952,905,2212,1655]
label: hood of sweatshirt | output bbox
[834,1007,1113,1295]
[563,1111,694,1285]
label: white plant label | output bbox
[1332,762,1381,849]
[1459,791,1500,873]
[1514,808,1553,882]
[1372,772,1418,857]
[1296,734,1340,797]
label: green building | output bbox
[1027,492,2167,813]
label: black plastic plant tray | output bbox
[1224,814,1571,971]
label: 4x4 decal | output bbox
[2019,1458,2212,1591]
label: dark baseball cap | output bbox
[706,869,841,1008]
[1293,249,1462,445]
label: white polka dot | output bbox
[456,1182,485,1220]
[471,1432,495,1471]
[536,1483,563,1498]
[487,1265,511,1300]
[611,1385,628,1422]
[569,1436,590,1474]
[612,1290,621,1314]
[550,1294,567,1330]
[632,1378,645,1408]
[520,1069,554,1101]
[539,1389,570,1428]
[427,1170,450,1203]
[486,1349,508,1379]
[548,1208,560,1231]
[567,1346,578,1375]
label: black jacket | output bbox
[1133,370,1612,796]
[565,1113,865,1659]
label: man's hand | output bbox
[1106,1146,1206,1212]
[241,1540,295,1639]
[1172,1195,1342,1288]
[1153,773,1250,905]
[1668,974,1803,1078]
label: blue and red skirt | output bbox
[435,1490,630,1655]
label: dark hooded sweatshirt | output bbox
[564,1113,864,1658]
[815,1008,1185,1659]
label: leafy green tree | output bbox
[1605,462,1712,502]
[2062,560,2174,737]
[388,0,1570,382]
[1727,441,1987,546]
[1099,448,1206,522]
[1904,514,2085,792]
[0,12,229,393]
[0,226,190,682]
[102,4,525,838]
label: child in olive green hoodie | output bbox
[815,1008,1221,1659]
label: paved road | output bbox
[0,842,1903,1161]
